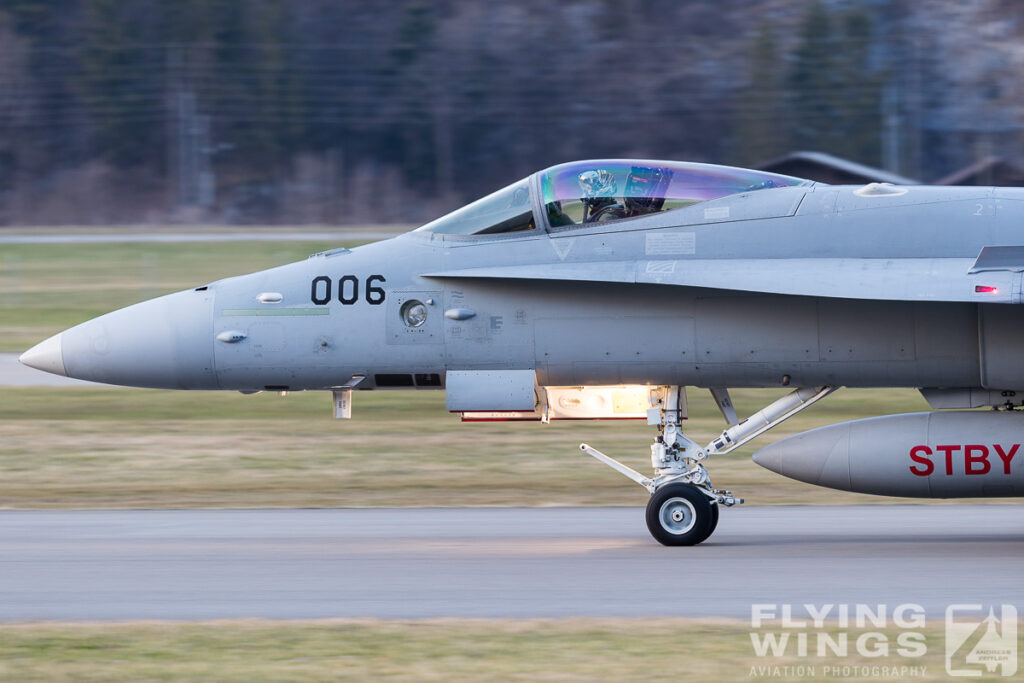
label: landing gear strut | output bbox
[581,385,834,546]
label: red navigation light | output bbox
[975,285,999,294]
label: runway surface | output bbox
[0,505,1021,621]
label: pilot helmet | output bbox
[577,169,617,198]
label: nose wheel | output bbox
[646,483,718,546]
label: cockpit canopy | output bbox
[540,160,807,229]
[414,159,807,236]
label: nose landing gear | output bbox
[580,385,834,546]
[579,385,738,546]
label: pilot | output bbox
[577,169,624,223]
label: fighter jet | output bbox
[19,159,1024,545]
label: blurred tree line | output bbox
[0,0,1016,225]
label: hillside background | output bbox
[0,0,1020,225]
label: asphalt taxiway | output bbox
[0,505,1020,621]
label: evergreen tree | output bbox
[787,0,883,164]
[732,22,786,165]
[787,0,837,153]
[80,0,163,165]
[833,7,882,165]
[386,1,439,193]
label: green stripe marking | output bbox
[221,308,330,317]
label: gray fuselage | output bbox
[37,181,1024,396]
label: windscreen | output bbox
[415,181,535,235]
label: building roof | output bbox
[757,150,921,185]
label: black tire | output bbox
[645,483,715,546]
[708,502,720,536]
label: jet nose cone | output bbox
[56,288,218,389]
[19,333,67,377]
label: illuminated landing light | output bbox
[975,285,1000,294]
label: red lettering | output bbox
[910,444,1018,477]
[964,444,990,475]
[994,444,1019,475]
[935,445,960,475]
[909,445,934,476]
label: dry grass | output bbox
[0,618,970,682]
[0,385,1000,509]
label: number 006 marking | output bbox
[311,275,386,305]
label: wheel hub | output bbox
[659,497,696,534]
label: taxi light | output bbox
[975,285,999,294]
